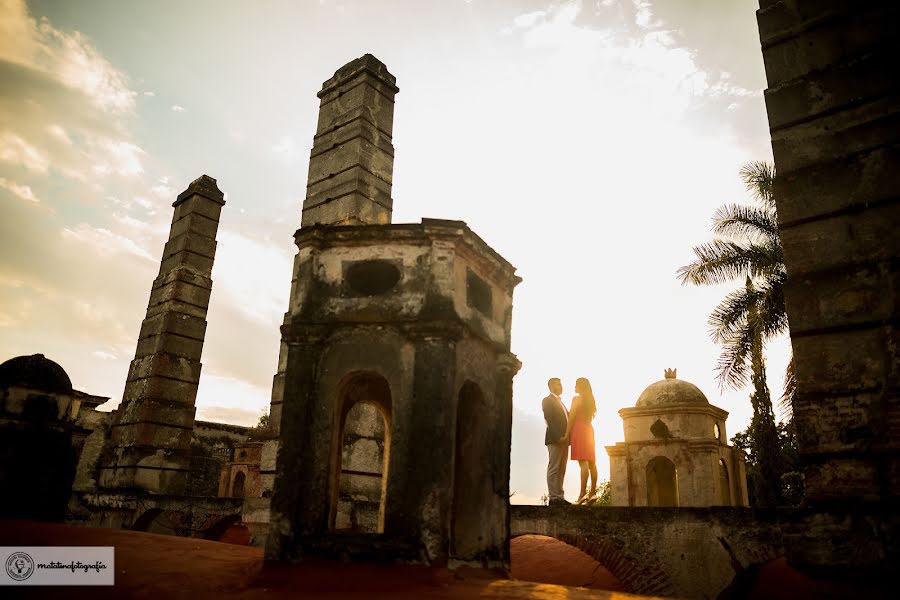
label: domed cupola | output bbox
[0,354,73,394]
[635,368,709,408]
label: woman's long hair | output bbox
[575,377,596,420]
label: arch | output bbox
[718,458,731,506]
[510,534,624,590]
[646,456,678,507]
[509,533,675,596]
[232,471,246,498]
[329,371,392,533]
[131,508,164,532]
[202,514,247,544]
[450,380,490,559]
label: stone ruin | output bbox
[606,369,750,508]
[260,54,522,567]
[1,2,899,588]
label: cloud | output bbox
[61,222,156,261]
[0,0,144,181]
[151,176,174,199]
[0,176,40,203]
[214,230,292,326]
[171,104,185,112]
[142,91,155,97]
[193,374,271,427]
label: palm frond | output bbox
[678,239,782,286]
[711,202,780,244]
[779,356,795,419]
[715,319,755,391]
[708,284,760,344]
[740,161,777,209]
[756,270,789,339]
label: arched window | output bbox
[330,372,391,534]
[232,471,245,498]
[451,381,489,559]
[646,456,678,506]
[718,459,731,505]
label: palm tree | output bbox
[677,162,793,413]
[677,161,792,505]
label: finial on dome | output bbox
[664,368,677,379]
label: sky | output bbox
[0,0,789,504]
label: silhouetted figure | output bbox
[566,377,598,504]
[542,377,570,505]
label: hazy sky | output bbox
[0,0,787,504]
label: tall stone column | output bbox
[262,55,401,497]
[756,0,899,578]
[301,54,399,226]
[100,175,225,494]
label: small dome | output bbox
[0,354,73,394]
[636,369,709,408]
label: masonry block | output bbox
[775,144,900,225]
[127,353,202,385]
[135,332,205,361]
[779,201,900,276]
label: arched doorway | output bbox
[646,456,678,506]
[232,471,246,498]
[510,534,624,591]
[718,459,731,506]
[330,372,391,534]
[451,381,490,559]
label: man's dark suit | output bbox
[543,393,569,501]
[543,394,568,445]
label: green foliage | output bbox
[593,480,612,506]
[732,420,804,506]
[247,411,275,441]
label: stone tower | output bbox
[301,54,398,226]
[100,175,225,494]
[265,56,521,568]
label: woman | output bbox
[565,377,598,505]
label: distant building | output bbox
[606,369,749,507]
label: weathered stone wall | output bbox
[622,406,727,442]
[756,0,900,576]
[336,401,386,532]
[511,505,783,599]
[301,54,398,227]
[608,404,748,507]
[265,221,520,566]
[101,175,225,495]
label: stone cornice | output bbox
[292,219,520,290]
[619,403,729,420]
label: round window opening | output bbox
[345,260,401,296]
[714,422,721,441]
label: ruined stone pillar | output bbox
[301,54,399,226]
[756,0,899,578]
[261,55,401,497]
[100,175,225,494]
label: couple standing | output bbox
[542,377,598,506]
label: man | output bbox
[542,377,570,505]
